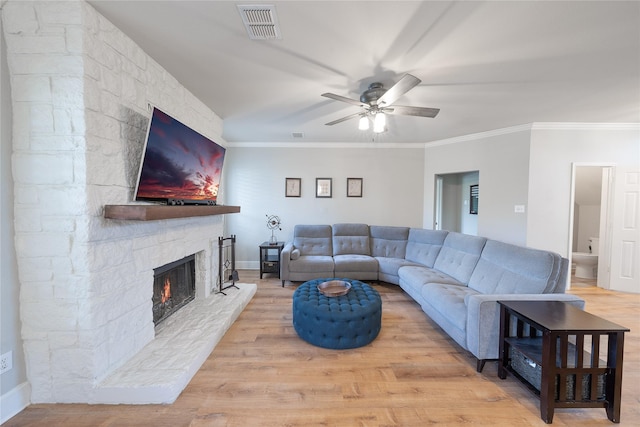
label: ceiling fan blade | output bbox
[376,74,421,107]
[321,92,367,107]
[325,112,363,126]
[384,105,440,118]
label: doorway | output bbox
[434,171,479,234]
[568,164,614,289]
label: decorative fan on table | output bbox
[266,214,282,244]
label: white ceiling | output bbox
[87,1,640,144]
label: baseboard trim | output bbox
[0,381,31,424]
[236,261,258,270]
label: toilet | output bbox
[572,237,599,279]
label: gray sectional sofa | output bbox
[281,223,585,371]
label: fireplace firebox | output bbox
[152,255,196,326]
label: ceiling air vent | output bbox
[237,5,281,40]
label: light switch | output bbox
[514,205,525,213]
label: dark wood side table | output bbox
[498,300,629,424]
[259,241,284,280]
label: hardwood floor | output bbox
[6,271,639,426]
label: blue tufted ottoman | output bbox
[292,278,382,349]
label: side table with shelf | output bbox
[498,300,629,424]
[259,241,284,281]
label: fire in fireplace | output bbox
[152,255,196,326]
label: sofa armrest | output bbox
[464,293,586,361]
[280,242,295,280]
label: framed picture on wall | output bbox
[285,178,301,197]
[316,178,332,198]
[347,178,363,197]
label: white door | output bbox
[609,169,640,293]
[597,167,613,289]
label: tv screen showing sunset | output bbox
[135,108,226,202]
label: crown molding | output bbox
[424,122,640,148]
[425,123,534,147]
[530,122,640,131]
[225,123,639,149]
[226,141,424,149]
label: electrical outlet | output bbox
[0,351,12,374]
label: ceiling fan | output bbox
[321,74,440,132]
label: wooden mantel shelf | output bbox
[104,204,241,221]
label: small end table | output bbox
[498,300,629,424]
[259,241,284,280]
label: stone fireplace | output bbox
[3,1,254,404]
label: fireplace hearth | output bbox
[152,255,196,326]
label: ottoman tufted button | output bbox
[292,279,382,349]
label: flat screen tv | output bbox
[135,107,226,205]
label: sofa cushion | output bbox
[334,254,377,270]
[398,265,464,294]
[405,229,448,267]
[419,284,480,348]
[293,225,333,256]
[290,248,300,260]
[333,254,378,280]
[288,255,334,273]
[332,223,370,256]
[376,257,418,283]
[421,283,479,332]
[433,232,486,284]
[370,225,410,259]
[468,240,560,294]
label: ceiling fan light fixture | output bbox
[373,112,386,133]
[322,74,438,133]
[358,115,369,130]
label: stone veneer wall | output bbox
[3,0,226,403]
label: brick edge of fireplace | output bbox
[91,283,257,404]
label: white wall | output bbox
[1,10,30,422]
[575,204,600,253]
[527,124,640,293]
[223,145,425,268]
[572,165,604,253]
[423,127,531,245]
[440,174,462,232]
[527,125,638,255]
